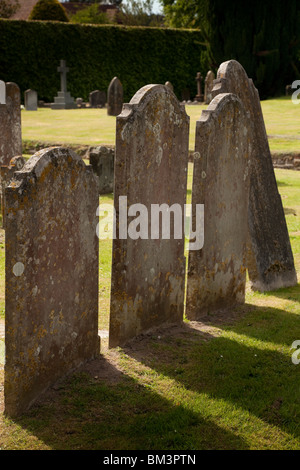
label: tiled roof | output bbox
[10,1,118,21]
[10,0,40,20]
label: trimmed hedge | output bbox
[0,20,207,103]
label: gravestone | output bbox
[212,60,297,291]
[107,77,123,116]
[195,72,204,102]
[24,89,38,111]
[204,71,215,104]
[186,93,251,319]
[165,81,174,92]
[89,146,114,194]
[51,60,76,109]
[0,81,22,166]
[4,147,100,417]
[89,90,106,108]
[0,156,26,228]
[109,84,189,347]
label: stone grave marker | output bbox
[204,70,215,104]
[89,90,106,108]
[0,156,26,228]
[51,60,76,109]
[195,72,204,102]
[107,77,123,116]
[165,81,174,92]
[0,81,22,166]
[4,147,100,417]
[24,89,38,111]
[109,84,189,347]
[212,60,297,291]
[186,93,251,319]
[89,146,114,194]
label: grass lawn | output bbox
[21,97,300,153]
[0,164,299,450]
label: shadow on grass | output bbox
[123,304,300,442]
[9,348,248,450]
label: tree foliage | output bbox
[29,0,69,22]
[119,0,162,27]
[70,4,111,24]
[161,0,300,97]
[0,0,20,18]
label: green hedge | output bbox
[0,20,207,103]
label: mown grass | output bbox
[21,97,300,153]
[0,140,299,450]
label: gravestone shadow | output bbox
[3,350,249,450]
[123,305,300,442]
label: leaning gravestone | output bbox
[109,84,189,347]
[89,90,106,108]
[89,146,114,194]
[4,147,100,417]
[204,70,215,104]
[24,89,38,111]
[0,156,26,228]
[0,81,22,166]
[186,93,251,319]
[51,60,76,109]
[212,60,297,291]
[107,77,123,116]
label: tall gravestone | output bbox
[0,81,22,166]
[4,147,100,417]
[24,89,38,111]
[212,60,297,291]
[107,77,123,116]
[204,71,215,104]
[109,84,189,347]
[51,60,76,110]
[186,93,251,319]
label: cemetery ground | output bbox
[0,100,299,450]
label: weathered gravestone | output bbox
[165,81,174,92]
[4,147,100,417]
[0,81,22,166]
[51,60,76,110]
[24,89,38,111]
[186,93,251,319]
[195,72,204,102]
[107,77,123,116]
[204,71,215,104]
[89,90,106,108]
[109,84,189,347]
[212,60,297,291]
[0,156,26,229]
[89,146,114,194]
